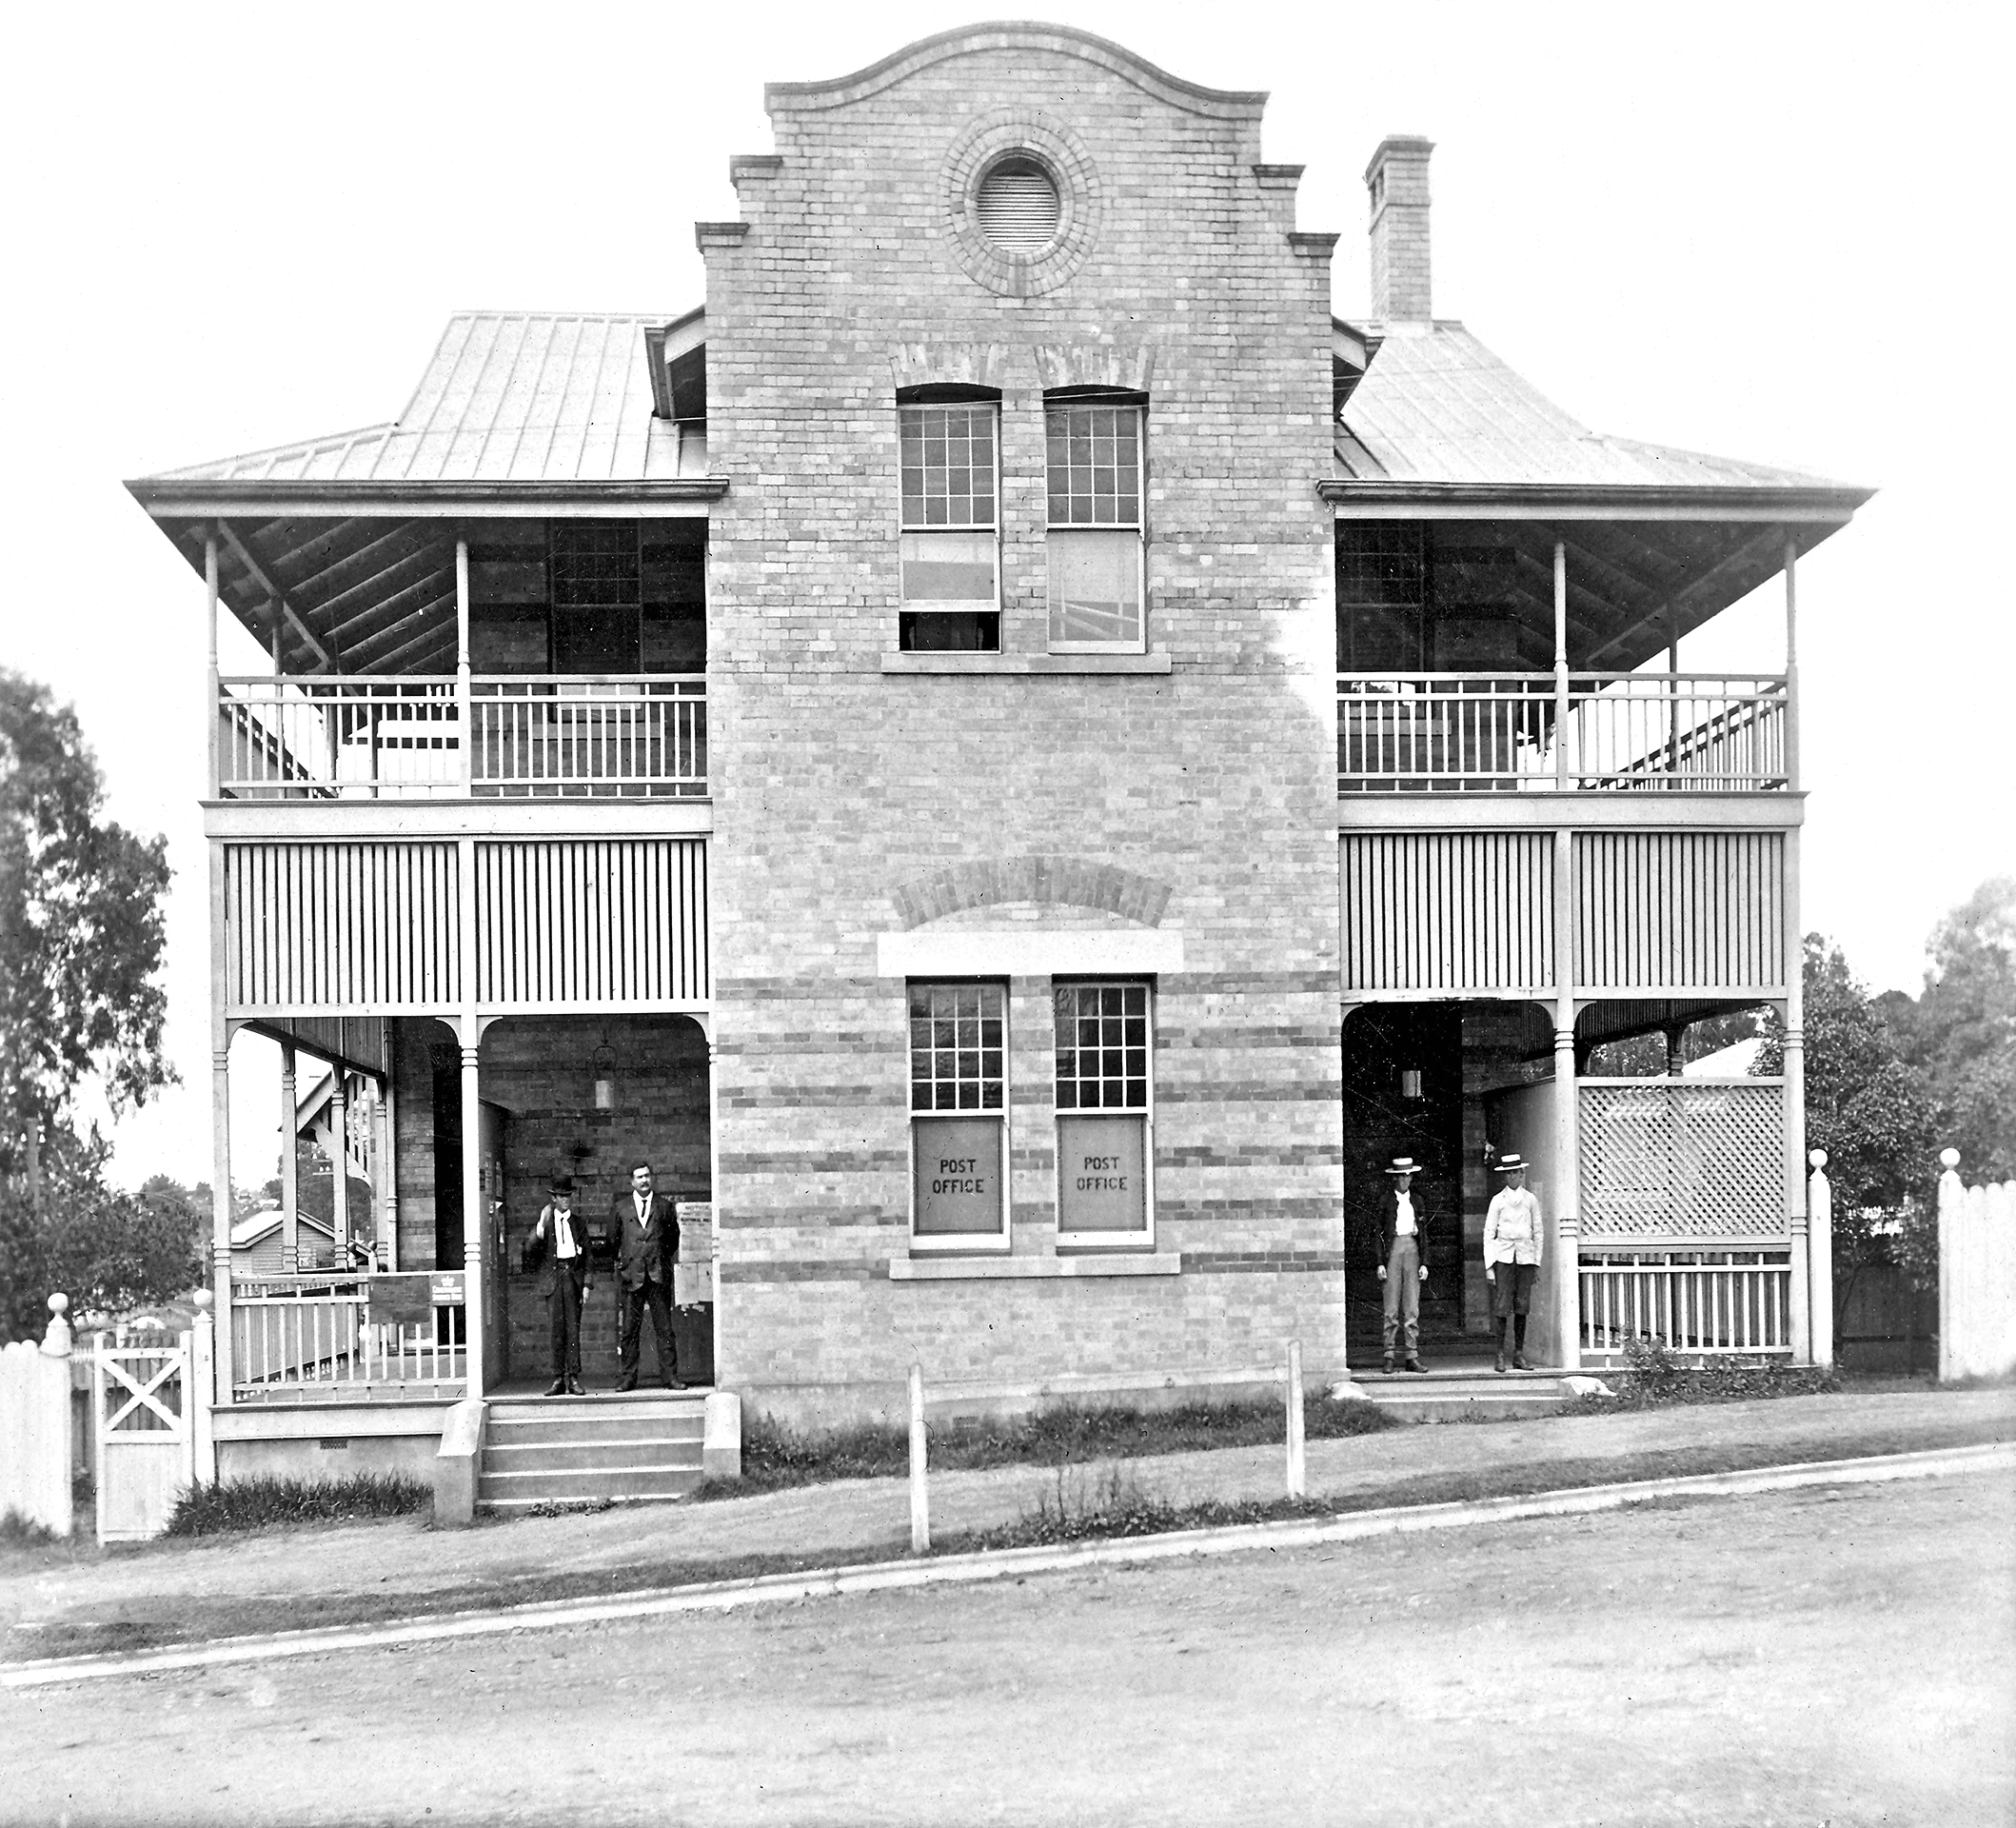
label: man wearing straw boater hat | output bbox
[1484,1153,1544,1373]
[1375,1156,1432,1374]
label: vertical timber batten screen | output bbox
[474,839,709,1006]
[1341,831,1554,992]
[226,842,462,1011]
[224,838,709,1015]
[1573,831,1785,991]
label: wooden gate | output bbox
[93,1326,213,1544]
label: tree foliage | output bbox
[0,669,174,1153]
[1890,877,2016,1182]
[0,1131,207,1342]
[1760,935,1939,1314]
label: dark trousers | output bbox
[548,1261,587,1381]
[618,1273,678,1386]
[1491,1261,1539,1320]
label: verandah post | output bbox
[204,527,221,801]
[329,1074,350,1264]
[1551,825,1582,1369]
[208,844,235,1407]
[1552,542,1571,788]
[456,536,474,796]
[908,1361,929,1554]
[279,1042,299,1273]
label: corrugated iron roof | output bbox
[1335,322,1847,491]
[154,313,686,486]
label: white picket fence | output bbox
[1938,1150,2016,1382]
[0,1292,221,1543]
[0,1297,76,1535]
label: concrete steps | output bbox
[1346,1364,1583,1423]
[478,1394,710,1512]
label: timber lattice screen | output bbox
[1579,1079,1786,1240]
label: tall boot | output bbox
[1494,1315,1512,1374]
[1512,1313,1531,1372]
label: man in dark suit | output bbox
[522,1173,592,1396]
[1374,1154,1433,1376]
[611,1160,685,1391]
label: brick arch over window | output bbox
[891,855,1173,930]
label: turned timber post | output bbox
[329,1075,350,1264]
[205,528,221,801]
[455,537,474,796]
[279,1043,299,1273]
[208,845,234,1406]
[1551,823,1581,1370]
[1552,541,1571,789]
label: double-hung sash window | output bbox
[908,983,1010,1249]
[1053,982,1154,1245]
[899,402,1000,652]
[1046,401,1145,651]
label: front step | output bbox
[479,1395,709,1511]
[1346,1366,1581,1423]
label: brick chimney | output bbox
[1365,135,1434,322]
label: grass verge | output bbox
[165,1474,431,1538]
[691,1393,1394,1500]
[10,1408,2008,1665]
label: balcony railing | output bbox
[1337,673,1789,793]
[217,674,708,800]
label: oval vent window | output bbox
[975,157,1060,250]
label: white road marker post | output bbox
[1285,1340,1306,1500]
[908,1361,929,1554]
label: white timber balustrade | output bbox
[1335,673,1788,792]
[1937,1148,2016,1382]
[230,1274,465,1400]
[1578,1249,1794,1361]
[214,674,707,798]
[470,677,708,797]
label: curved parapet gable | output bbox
[764,22,1266,120]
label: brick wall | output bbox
[702,28,1345,1425]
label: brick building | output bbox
[128,25,1867,1498]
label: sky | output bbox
[1,0,2009,1190]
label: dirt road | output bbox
[6,1467,2010,1826]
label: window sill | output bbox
[888,1252,1180,1281]
[880,652,1172,676]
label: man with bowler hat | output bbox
[523,1173,591,1395]
[1375,1155,1432,1375]
[611,1161,685,1391]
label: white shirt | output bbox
[1393,1190,1416,1237]
[635,1193,653,1230]
[544,1207,580,1258]
[1484,1185,1544,1267]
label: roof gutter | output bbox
[125,477,729,521]
[1317,480,1874,523]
